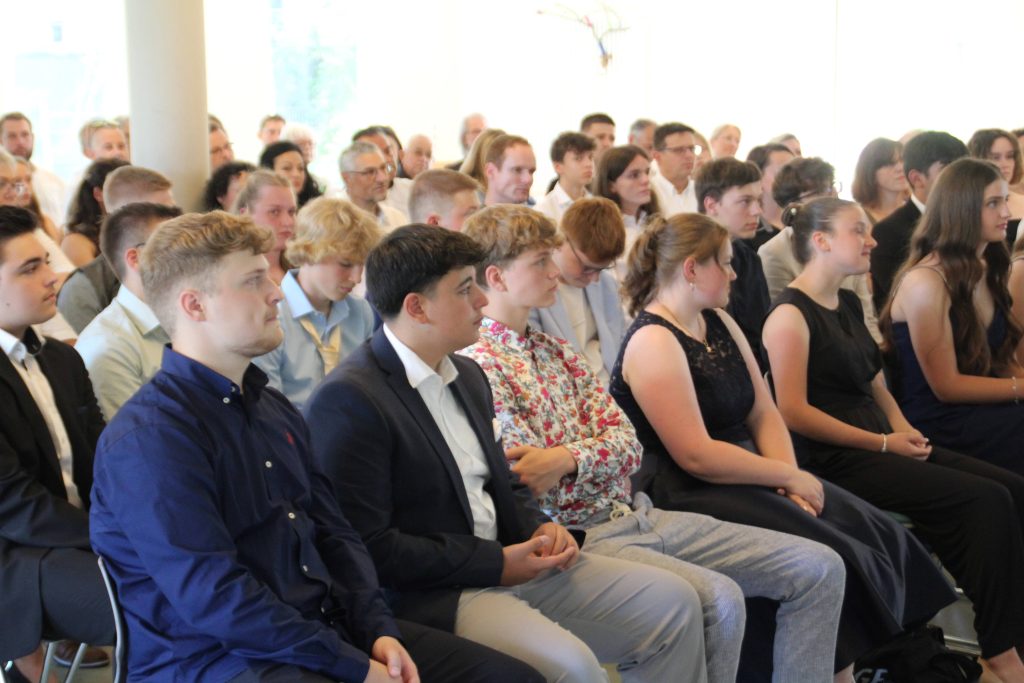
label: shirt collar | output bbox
[910,193,926,215]
[382,324,459,389]
[480,317,532,352]
[0,325,45,364]
[115,286,165,337]
[159,345,269,403]
[653,171,688,197]
[281,270,351,327]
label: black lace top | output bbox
[610,309,755,495]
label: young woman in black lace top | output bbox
[763,196,1024,682]
[609,212,955,681]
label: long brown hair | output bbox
[621,213,728,318]
[592,145,661,219]
[880,157,1021,376]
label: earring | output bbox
[688,280,696,290]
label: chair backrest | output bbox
[96,556,126,683]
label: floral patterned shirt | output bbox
[459,318,641,526]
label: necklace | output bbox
[656,305,712,353]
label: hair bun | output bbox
[782,203,801,228]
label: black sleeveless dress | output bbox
[610,309,956,669]
[772,287,1024,657]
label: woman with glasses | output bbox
[259,141,322,209]
[851,138,908,225]
[969,128,1024,223]
[882,158,1024,476]
[63,158,130,267]
[11,156,62,244]
[592,145,661,281]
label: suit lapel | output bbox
[0,352,64,487]
[372,332,475,529]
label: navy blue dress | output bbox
[610,310,955,669]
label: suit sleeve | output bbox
[306,377,506,591]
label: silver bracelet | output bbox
[881,433,888,453]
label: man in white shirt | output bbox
[338,141,409,231]
[535,132,595,224]
[651,122,700,216]
[0,112,66,222]
[628,118,657,158]
[76,203,182,420]
[408,169,482,232]
[483,135,536,206]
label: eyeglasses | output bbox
[0,179,27,195]
[347,163,395,178]
[567,238,614,276]
[659,144,704,157]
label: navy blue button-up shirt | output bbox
[90,346,399,682]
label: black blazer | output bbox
[305,329,549,632]
[870,199,922,312]
[0,333,105,658]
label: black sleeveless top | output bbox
[610,309,754,496]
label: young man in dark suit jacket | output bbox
[870,132,968,311]
[0,207,113,680]
[306,224,705,682]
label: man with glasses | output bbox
[757,156,882,341]
[209,123,235,172]
[353,126,413,217]
[528,197,626,386]
[652,122,701,216]
[1,112,66,222]
[337,141,408,231]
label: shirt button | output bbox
[302,564,309,573]
[288,512,296,520]
[265,460,273,468]
[222,397,230,404]
[320,606,326,614]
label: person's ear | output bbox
[484,264,507,292]
[812,230,831,253]
[906,168,925,193]
[682,256,699,282]
[179,289,206,323]
[425,214,442,227]
[402,292,430,324]
[552,160,566,177]
[124,246,142,274]
[703,195,719,216]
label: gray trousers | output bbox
[582,493,845,683]
[455,549,706,682]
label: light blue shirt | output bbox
[254,270,375,409]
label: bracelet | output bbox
[1014,377,1020,405]
[880,433,888,453]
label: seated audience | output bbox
[283,122,317,166]
[528,197,625,384]
[59,165,174,333]
[90,211,543,683]
[337,141,408,230]
[627,118,656,157]
[260,140,323,209]
[398,134,432,179]
[851,138,908,225]
[447,112,487,170]
[75,202,182,420]
[234,169,297,285]
[407,168,481,231]
[209,122,235,171]
[709,124,741,159]
[258,113,285,148]
[535,132,595,223]
[694,157,770,366]
[62,158,131,267]
[769,133,802,157]
[482,134,536,206]
[12,155,62,243]
[609,212,956,680]
[305,224,706,682]
[870,131,967,310]
[458,127,505,186]
[0,207,114,681]
[255,198,378,409]
[968,128,1024,223]
[757,156,881,341]
[763,196,1024,682]
[883,157,1024,476]
[744,143,795,249]
[1,112,65,223]
[203,160,256,212]
[580,113,616,165]
[651,122,700,216]
[462,205,845,683]
[593,145,660,279]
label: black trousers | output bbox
[227,619,545,682]
[802,443,1024,658]
[37,548,115,650]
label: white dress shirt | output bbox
[651,173,697,217]
[535,183,590,225]
[558,283,607,385]
[76,285,169,420]
[382,324,498,540]
[0,325,79,506]
[30,165,67,226]
[383,177,413,217]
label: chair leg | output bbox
[39,643,56,683]
[62,644,87,683]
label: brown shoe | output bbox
[52,641,109,669]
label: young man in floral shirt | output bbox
[459,204,847,683]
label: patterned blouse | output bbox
[459,318,642,526]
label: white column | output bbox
[124,0,208,212]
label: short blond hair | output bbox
[141,211,273,335]
[232,169,292,213]
[461,205,561,286]
[285,197,382,266]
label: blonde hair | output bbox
[232,169,292,213]
[140,211,273,335]
[622,213,729,317]
[462,204,561,286]
[285,197,382,266]
[459,128,506,185]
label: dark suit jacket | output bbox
[870,199,922,312]
[304,329,549,632]
[0,333,105,658]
